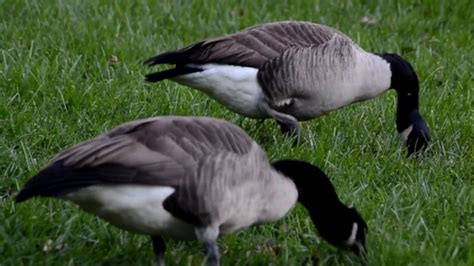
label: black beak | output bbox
[406,118,430,156]
[350,241,366,256]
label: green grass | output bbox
[1,0,473,265]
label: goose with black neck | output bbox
[16,116,367,265]
[144,21,431,155]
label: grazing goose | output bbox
[16,116,367,265]
[144,21,430,155]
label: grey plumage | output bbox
[258,34,360,119]
[16,116,298,265]
[144,21,393,139]
[145,21,341,69]
[17,116,276,217]
[145,21,431,156]
[17,116,368,264]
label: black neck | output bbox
[378,53,421,132]
[271,160,346,213]
[271,160,358,247]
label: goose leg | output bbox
[195,226,220,266]
[151,235,166,266]
[204,242,220,266]
[258,102,300,142]
[273,115,300,144]
[277,120,299,137]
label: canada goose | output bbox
[16,116,367,265]
[144,21,430,155]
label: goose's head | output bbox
[308,201,368,255]
[378,53,431,156]
[341,207,368,254]
[272,160,368,254]
[399,110,431,155]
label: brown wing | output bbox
[16,116,254,202]
[144,21,341,69]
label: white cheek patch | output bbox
[399,124,413,144]
[343,222,358,246]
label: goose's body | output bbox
[16,116,366,265]
[145,21,430,155]
[62,155,296,240]
[170,35,391,121]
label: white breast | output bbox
[63,185,196,240]
[322,51,392,111]
[173,64,267,118]
[218,179,298,234]
[352,51,392,101]
[290,49,392,119]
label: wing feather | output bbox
[17,117,254,202]
[145,21,342,69]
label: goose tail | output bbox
[145,67,203,82]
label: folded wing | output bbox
[257,34,357,114]
[16,117,254,203]
[144,21,341,69]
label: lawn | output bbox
[0,0,472,265]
